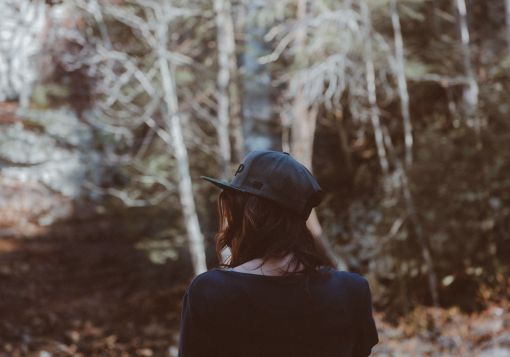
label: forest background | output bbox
[0,0,509,356]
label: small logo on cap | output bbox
[234,164,245,176]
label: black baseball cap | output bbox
[201,150,323,219]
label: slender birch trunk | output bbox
[156,14,207,275]
[214,0,239,177]
[390,0,413,166]
[291,0,317,231]
[227,21,244,162]
[214,0,236,264]
[361,0,389,176]
[455,0,479,128]
[291,0,313,169]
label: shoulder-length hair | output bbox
[214,189,335,276]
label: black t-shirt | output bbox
[178,267,378,357]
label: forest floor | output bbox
[372,303,510,357]
[0,234,509,357]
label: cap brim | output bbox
[200,176,245,193]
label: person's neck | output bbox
[231,254,304,276]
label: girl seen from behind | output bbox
[178,150,378,357]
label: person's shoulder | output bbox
[184,269,240,319]
[327,268,368,284]
[324,268,371,294]
[187,268,228,294]
[186,268,242,304]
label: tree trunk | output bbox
[400,169,439,308]
[290,0,346,270]
[227,16,244,163]
[382,127,440,310]
[156,18,207,276]
[214,0,241,176]
[455,0,479,128]
[390,0,413,166]
[291,0,317,234]
[230,69,244,163]
[361,0,389,176]
[291,0,313,168]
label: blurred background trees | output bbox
[1,0,509,354]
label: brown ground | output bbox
[372,303,510,356]
[1,234,508,357]
[0,235,191,357]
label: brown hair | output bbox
[215,189,335,276]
